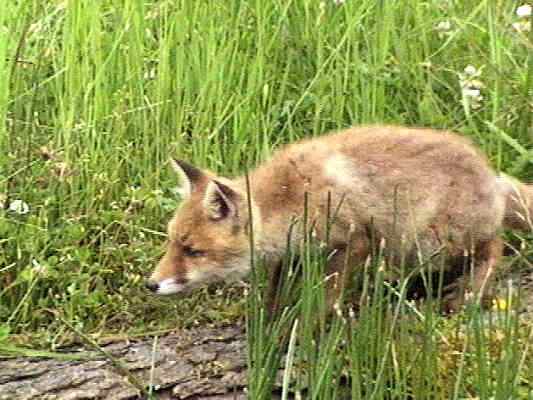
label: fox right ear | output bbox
[170,159,204,198]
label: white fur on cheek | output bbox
[185,257,251,287]
[186,268,207,284]
[156,278,185,295]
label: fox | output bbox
[145,125,533,313]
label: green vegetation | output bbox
[247,217,533,399]
[1,0,532,397]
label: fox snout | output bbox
[145,248,188,295]
[144,276,188,295]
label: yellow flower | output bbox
[492,298,508,311]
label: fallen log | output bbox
[0,325,251,400]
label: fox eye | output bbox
[183,245,205,258]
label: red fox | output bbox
[145,125,533,312]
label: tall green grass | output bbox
[246,211,533,399]
[1,0,532,396]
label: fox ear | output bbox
[203,180,238,220]
[170,159,204,198]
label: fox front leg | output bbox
[323,237,371,315]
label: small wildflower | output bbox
[459,65,484,110]
[143,68,156,80]
[461,89,483,109]
[516,4,532,18]
[462,88,482,99]
[436,20,451,31]
[492,297,508,311]
[512,4,532,32]
[435,20,452,38]
[8,199,30,215]
[31,259,47,276]
[463,65,480,77]
[333,0,346,5]
[512,21,531,33]
[333,301,343,318]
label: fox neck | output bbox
[233,178,302,264]
[245,190,301,265]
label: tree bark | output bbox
[0,325,253,400]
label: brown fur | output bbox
[147,125,533,312]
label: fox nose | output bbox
[145,280,159,292]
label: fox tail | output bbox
[498,174,533,232]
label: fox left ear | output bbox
[203,180,239,220]
[170,159,205,198]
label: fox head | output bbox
[145,159,254,296]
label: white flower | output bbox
[143,68,156,80]
[8,199,30,215]
[512,21,531,32]
[462,88,482,99]
[463,65,480,77]
[436,20,451,32]
[516,4,532,18]
[333,0,345,5]
[333,301,343,318]
[32,259,47,276]
[459,65,484,110]
[461,86,484,109]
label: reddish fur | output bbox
[148,125,533,312]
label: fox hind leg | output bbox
[442,237,503,313]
